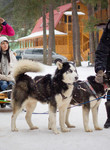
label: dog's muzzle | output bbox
[75,77,78,80]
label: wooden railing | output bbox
[83,40,89,52]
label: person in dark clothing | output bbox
[95,19,110,128]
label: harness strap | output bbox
[61,93,67,99]
[104,83,108,90]
[85,80,98,98]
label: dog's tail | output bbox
[13,59,44,80]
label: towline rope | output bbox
[23,95,106,115]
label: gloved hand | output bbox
[95,70,104,83]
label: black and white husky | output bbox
[35,76,105,132]
[11,59,78,134]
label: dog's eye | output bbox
[75,69,77,73]
[67,69,73,73]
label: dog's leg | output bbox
[25,100,39,130]
[91,102,102,130]
[11,105,22,132]
[59,105,70,132]
[82,105,93,132]
[48,104,60,134]
[48,116,51,130]
[65,105,75,128]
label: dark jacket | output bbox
[95,20,110,73]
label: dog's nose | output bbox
[75,77,78,80]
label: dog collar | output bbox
[66,82,74,86]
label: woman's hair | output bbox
[0,24,3,32]
[0,45,10,63]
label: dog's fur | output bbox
[34,76,105,132]
[11,59,78,134]
[65,76,105,132]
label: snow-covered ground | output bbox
[0,61,109,150]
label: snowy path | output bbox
[0,62,109,150]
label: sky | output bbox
[0,61,109,150]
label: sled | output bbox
[0,89,12,108]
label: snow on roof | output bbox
[64,11,85,16]
[18,30,67,41]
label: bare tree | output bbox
[43,0,47,64]
[47,0,55,65]
[72,0,81,66]
[108,0,110,19]
[87,3,95,65]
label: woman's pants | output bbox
[0,80,14,91]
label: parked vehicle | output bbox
[22,48,68,63]
[13,49,23,60]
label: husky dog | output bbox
[65,76,105,132]
[11,60,78,134]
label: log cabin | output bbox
[18,1,108,61]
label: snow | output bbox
[64,11,85,16]
[0,61,109,150]
[18,30,67,41]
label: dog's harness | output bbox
[61,93,67,99]
[85,80,98,98]
[103,83,109,90]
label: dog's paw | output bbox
[30,126,39,130]
[61,127,70,132]
[53,129,60,134]
[11,128,18,132]
[67,124,75,128]
[95,126,103,130]
[85,128,93,132]
[48,127,52,130]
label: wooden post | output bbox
[67,15,70,58]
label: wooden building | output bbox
[18,1,107,61]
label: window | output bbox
[33,49,43,54]
[68,16,71,23]
[25,49,33,54]
[78,5,80,9]
[64,15,67,23]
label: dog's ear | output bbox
[56,61,63,70]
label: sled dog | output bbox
[65,76,105,132]
[11,60,78,134]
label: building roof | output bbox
[19,1,83,41]
[32,3,75,34]
[18,30,67,41]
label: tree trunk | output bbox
[87,3,95,65]
[108,0,110,19]
[43,2,47,64]
[95,30,99,49]
[72,0,81,66]
[48,1,54,65]
[52,4,55,53]
[97,0,102,21]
